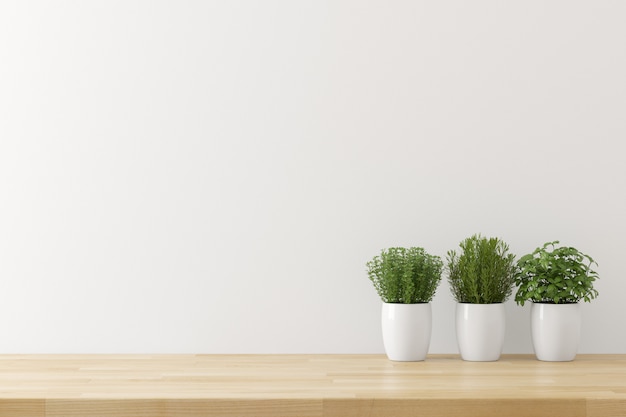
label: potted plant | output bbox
[447,234,517,361]
[367,247,443,361]
[514,241,599,361]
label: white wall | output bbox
[1,0,624,354]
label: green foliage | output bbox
[447,234,517,304]
[514,241,599,306]
[367,247,443,304]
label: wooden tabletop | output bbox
[0,354,624,417]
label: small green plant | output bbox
[514,241,599,305]
[367,247,443,304]
[447,234,517,304]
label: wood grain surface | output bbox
[0,354,624,416]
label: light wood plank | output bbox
[0,399,45,417]
[324,398,588,417]
[0,354,624,416]
[45,399,322,417]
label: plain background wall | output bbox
[0,0,624,354]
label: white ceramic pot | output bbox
[531,302,581,362]
[381,302,432,361]
[456,303,505,361]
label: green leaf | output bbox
[513,241,599,304]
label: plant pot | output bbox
[381,302,432,361]
[531,302,581,361]
[455,303,505,361]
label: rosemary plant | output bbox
[447,234,517,304]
